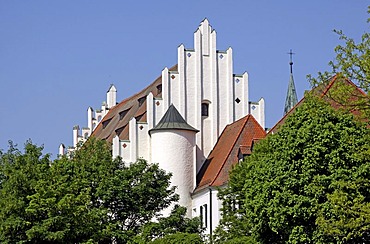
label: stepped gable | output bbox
[194,114,266,193]
[270,74,367,134]
[149,104,198,133]
[92,64,178,142]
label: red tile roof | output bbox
[269,74,367,134]
[92,64,178,142]
[238,145,252,155]
[194,115,266,193]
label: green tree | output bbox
[0,138,202,243]
[24,138,115,243]
[0,141,51,243]
[149,232,203,244]
[216,97,370,243]
[132,205,203,243]
[308,6,369,117]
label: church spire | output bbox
[284,49,298,115]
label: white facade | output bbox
[63,19,265,235]
[151,129,197,218]
[192,187,224,237]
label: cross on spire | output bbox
[288,49,295,74]
[284,49,298,115]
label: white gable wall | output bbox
[157,20,257,174]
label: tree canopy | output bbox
[308,6,370,118]
[0,138,202,243]
[216,97,370,243]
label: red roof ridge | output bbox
[320,74,338,97]
[268,98,303,134]
[269,74,367,134]
[321,74,367,97]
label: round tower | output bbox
[149,104,198,217]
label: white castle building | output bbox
[60,19,267,236]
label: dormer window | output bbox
[102,118,112,129]
[138,96,146,106]
[156,84,162,94]
[115,126,125,137]
[201,102,209,117]
[119,109,130,120]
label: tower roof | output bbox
[284,50,298,114]
[107,84,117,92]
[149,104,199,133]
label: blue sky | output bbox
[0,1,368,157]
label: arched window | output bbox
[84,133,89,139]
[201,102,209,117]
[98,115,102,122]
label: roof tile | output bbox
[194,115,266,193]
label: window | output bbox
[115,126,125,136]
[102,118,112,129]
[119,109,129,120]
[200,204,208,228]
[156,84,162,94]
[138,96,146,106]
[201,103,209,117]
[98,115,102,122]
[84,132,89,139]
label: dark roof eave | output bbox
[149,126,199,135]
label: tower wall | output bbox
[107,85,117,109]
[151,129,197,217]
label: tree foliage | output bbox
[216,97,370,243]
[0,138,202,243]
[308,6,370,117]
[133,205,203,243]
[0,141,51,243]
[149,232,203,244]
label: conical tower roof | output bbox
[149,104,199,134]
[284,50,298,114]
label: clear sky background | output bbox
[0,1,369,157]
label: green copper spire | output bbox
[284,50,298,115]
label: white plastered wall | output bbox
[151,129,197,217]
[107,85,117,109]
[145,19,257,176]
[137,123,149,160]
[192,188,223,237]
[249,97,265,129]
